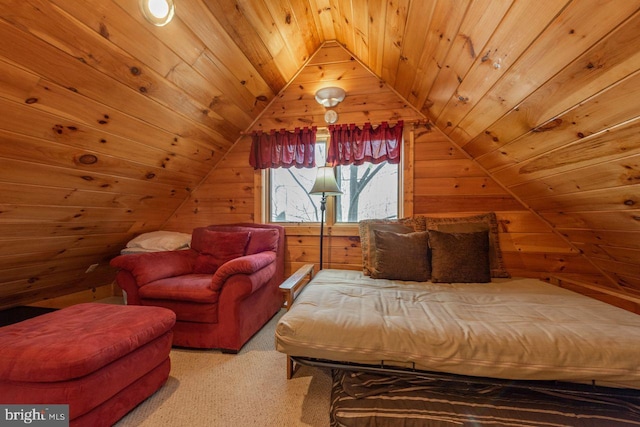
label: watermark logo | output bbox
[1,405,68,426]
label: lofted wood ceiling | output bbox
[0,0,639,307]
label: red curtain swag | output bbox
[249,127,317,170]
[327,121,403,166]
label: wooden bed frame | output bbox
[291,355,640,399]
[279,263,315,379]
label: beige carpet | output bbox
[116,309,332,427]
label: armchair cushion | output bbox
[200,226,279,255]
[110,250,197,286]
[139,274,219,303]
[191,230,251,273]
[245,229,279,254]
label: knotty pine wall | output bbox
[165,122,601,284]
[3,1,639,310]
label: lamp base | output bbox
[319,193,326,270]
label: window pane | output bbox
[269,143,326,222]
[268,142,399,223]
[335,162,398,222]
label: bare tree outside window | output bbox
[269,142,398,223]
[336,162,398,222]
[271,167,321,222]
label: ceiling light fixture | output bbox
[314,87,346,107]
[140,0,175,26]
[323,110,338,124]
[315,86,346,124]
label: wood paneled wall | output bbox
[410,123,600,280]
[0,0,241,308]
[167,123,601,283]
[1,1,639,309]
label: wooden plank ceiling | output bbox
[0,0,639,308]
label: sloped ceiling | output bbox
[0,0,639,307]
[249,40,425,131]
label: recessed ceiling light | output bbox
[140,0,175,27]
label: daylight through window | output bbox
[269,140,399,223]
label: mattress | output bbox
[275,269,640,390]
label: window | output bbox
[268,139,399,223]
[269,142,327,222]
[335,162,398,222]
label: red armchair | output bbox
[110,223,285,352]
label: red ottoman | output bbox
[0,303,175,427]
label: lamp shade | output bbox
[314,87,346,108]
[310,166,342,195]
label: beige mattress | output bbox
[275,269,640,389]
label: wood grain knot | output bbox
[532,118,562,132]
[78,154,98,165]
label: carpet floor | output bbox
[115,309,332,427]
[114,307,640,427]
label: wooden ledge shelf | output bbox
[549,275,640,314]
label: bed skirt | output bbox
[330,370,640,427]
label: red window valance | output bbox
[249,127,317,170]
[327,121,403,166]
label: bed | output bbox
[277,213,640,425]
[277,213,640,394]
[276,268,640,391]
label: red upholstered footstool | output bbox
[0,303,175,427]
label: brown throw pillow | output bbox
[358,217,427,276]
[429,230,491,283]
[425,213,509,278]
[371,230,430,281]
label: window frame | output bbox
[260,128,406,227]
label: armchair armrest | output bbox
[211,251,276,292]
[110,250,197,286]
